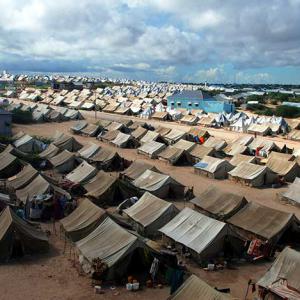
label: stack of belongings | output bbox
[123,192,179,237]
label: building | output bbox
[167,90,235,113]
[0,109,12,137]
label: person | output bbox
[149,257,159,284]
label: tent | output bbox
[247,124,271,136]
[39,143,60,159]
[230,118,248,133]
[280,177,300,206]
[75,217,143,280]
[151,111,171,121]
[131,126,148,140]
[124,192,179,237]
[79,124,100,137]
[191,186,248,220]
[186,128,210,143]
[60,198,106,242]
[0,207,49,262]
[159,207,229,263]
[53,134,82,152]
[194,156,233,179]
[78,143,100,159]
[228,162,278,187]
[266,156,299,182]
[228,202,298,243]
[223,143,248,156]
[66,161,97,184]
[64,109,83,120]
[89,148,123,171]
[7,164,38,190]
[84,171,135,206]
[180,115,199,125]
[121,160,159,181]
[173,139,196,152]
[288,129,300,141]
[105,121,125,132]
[168,274,232,300]
[155,126,171,136]
[190,145,215,163]
[0,150,21,179]
[70,121,88,133]
[158,146,191,165]
[49,150,76,173]
[111,132,137,148]
[198,115,216,127]
[138,140,166,158]
[47,110,64,122]
[257,247,300,298]
[163,129,186,145]
[16,174,50,203]
[203,137,227,151]
[132,169,185,199]
[248,138,281,156]
[99,130,120,143]
[229,154,256,167]
[102,102,120,112]
[13,134,44,153]
[140,130,164,144]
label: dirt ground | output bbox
[2,113,300,300]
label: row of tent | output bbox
[6,100,83,122]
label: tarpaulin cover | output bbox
[78,143,100,159]
[66,161,97,184]
[39,143,60,159]
[190,145,215,160]
[229,154,256,167]
[7,164,38,190]
[121,160,159,180]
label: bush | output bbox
[247,103,267,111]
[275,105,300,118]
[12,109,33,124]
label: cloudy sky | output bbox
[1,0,300,84]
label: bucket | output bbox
[132,282,139,291]
[126,283,133,291]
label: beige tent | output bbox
[223,143,248,156]
[0,207,49,262]
[173,139,196,152]
[288,129,300,141]
[80,124,100,137]
[84,171,136,206]
[105,121,124,132]
[39,143,60,159]
[180,115,199,125]
[102,102,120,112]
[204,137,227,151]
[53,134,82,151]
[155,126,171,136]
[168,274,232,300]
[7,165,38,190]
[191,186,248,220]
[257,247,300,298]
[89,148,123,171]
[78,143,100,159]
[194,156,233,179]
[99,130,120,143]
[186,128,210,142]
[163,129,186,145]
[158,146,191,165]
[228,162,278,187]
[140,131,163,144]
[66,161,97,184]
[151,111,171,121]
[137,140,166,158]
[159,207,229,263]
[111,132,137,148]
[70,121,88,133]
[228,202,297,242]
[131,126,148,140]
[280,177,300,206]
[248,124,271,136]
[60,198,106,242]
[49,150,76,173]
[198,115,215,127]
[190,145,215,163]
[132,169,185,199]
[121,160,159,181]
[229,154,256,167]
[13,134,44,153]
[0,150,21,179]
[248,138,281,154]
[124,192,179,237]
[75,217,143,280]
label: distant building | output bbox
[0,110,12,137]
[167,90,235,113]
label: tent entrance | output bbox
[11,236,24,259]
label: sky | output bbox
[0,0,300,84]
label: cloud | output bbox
[0,0,299,83]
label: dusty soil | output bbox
[3,113,300,300]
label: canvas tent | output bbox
[84,171,135,206]
[66,161,97,184]
[229,154,256,167]
[180,115,199,125]
[78,143,100,159]
[111,132,137,148]
[247,124,271,136]
[60,198,106,242]
[194,156,233,179]
[70,121,88,133]
[204,137,227,151]
[158,146,191,165]
[89,148,123,171]
[257,247,300,299]
[163,129,186,145]
[0,207,49,262]
[186,128,209,143]
[248,138,281,156]
[138,140,166,158]
[0,150,21,179]
[124,192,179,237]
[151,111,171,121]
[132,169,185,199]
[99,130,120,143]
[228,202,298,243]
[140,130,165,144]
[223,143,249,156]
[191,186,248,220]
[131,126,148,141]
[168,274,232,300]
[7,164,38,190]
[159,207,230,263]
[190,145,215,163]
[49,150,76,173]
[155,126,171,136]
[53,134,82,152]
[39,143,60,159]
[75,217,143,280]
[173,139,196,152]
[79,124,100,137]
[121,160,159,181]
[280,177,300,206]
[228,162,278,187]
[13,134,44,153]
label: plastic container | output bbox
[126,283,133,291]
[132,282,140,291]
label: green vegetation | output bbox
[274,105,300,118]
